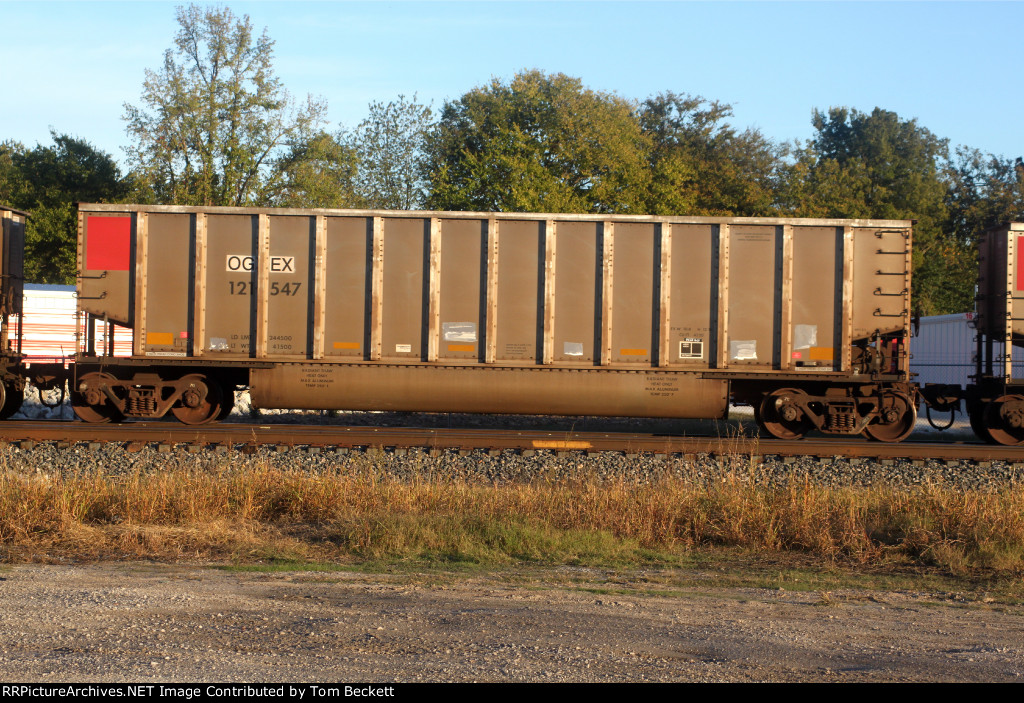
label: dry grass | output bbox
[1,463,1023,577]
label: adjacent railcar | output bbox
[0,206,26,418]
[970,222,1024,444]
[71,204,917,440]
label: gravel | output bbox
[0,564,1021,683]
[5,387,1017,490]
[1,431,1022,491]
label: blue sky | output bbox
[1,1,1022,167]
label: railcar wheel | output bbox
[0,385,23,420]
[758,388,814,440]
[72,372,124,424]
[863,390,916,442]
[969,405,996,444]
[982,395,1024,446]
[171,374,223,425]
[217,382,235,421]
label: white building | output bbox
[911,312,1024,388]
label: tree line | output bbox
[1,4,1022,316]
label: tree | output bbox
[276,131,359,208]
[784,107,962,314]
[349,94,433,209]
[639,92,786,216]
[123,4,331,206]
[0,141,24,207]
[945,147,1024,245]
[1,133,128,283]
[423,70,651,213]
[805,108,948,225]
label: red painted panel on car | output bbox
[86,216,131,271]
[1018,235,1024,292]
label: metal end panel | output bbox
[0,207,26,355]
[78,212,133,327]
[977,223,1024,380]
[851,226,912,340]
[0,207,25,318]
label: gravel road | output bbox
[0,564,1021,682]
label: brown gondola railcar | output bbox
[71,204,917,440]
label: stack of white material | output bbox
[18,284,132,363]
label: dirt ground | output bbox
[0,563,1021,683]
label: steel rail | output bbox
[0,421,1020,463]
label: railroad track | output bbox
[0,420,1021,464]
